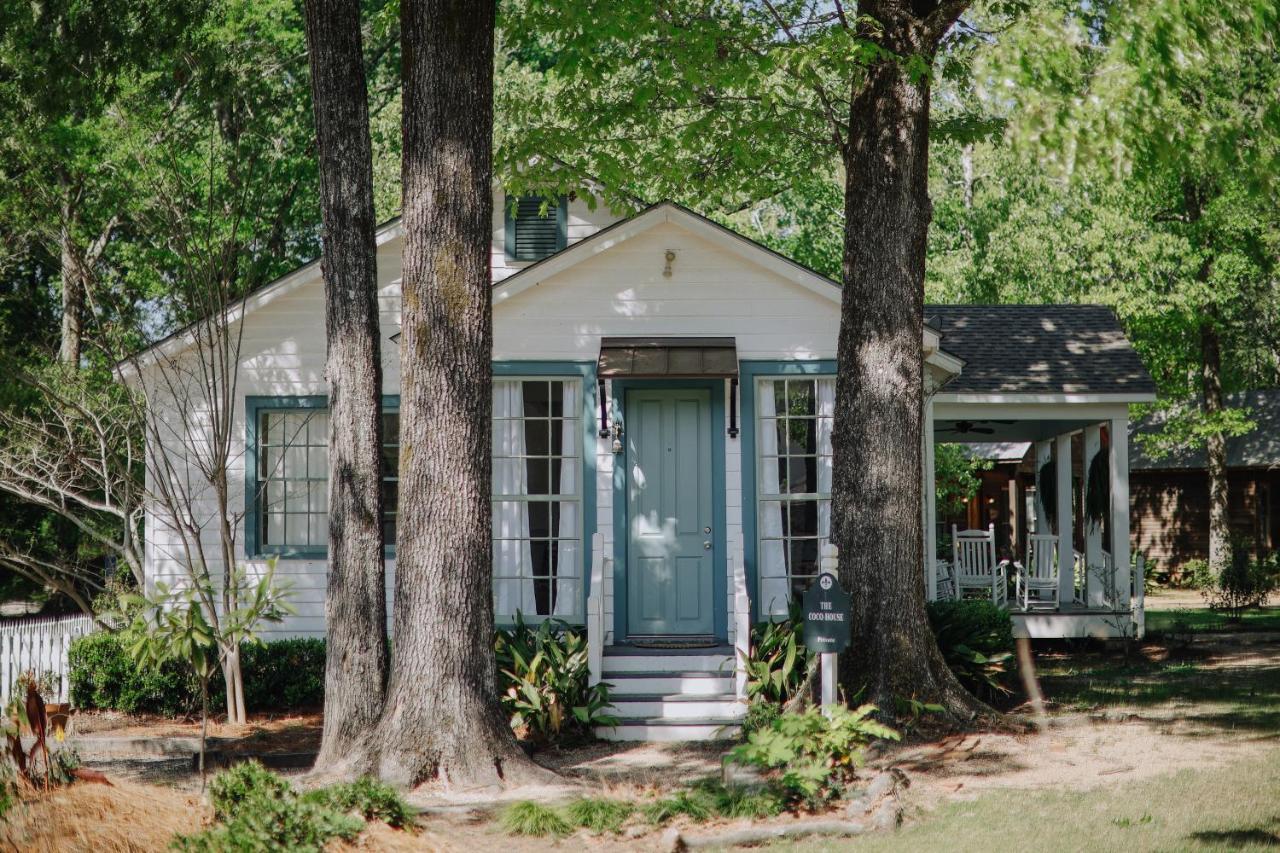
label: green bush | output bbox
[926,599,1015,700]
[69,634,326,715]
[1183,559,1214,590]
[563,797,636,833]
[494,614,617,746]
[728,705,899,809]
[745,601,814,706]
[1203,553,1279,620]
[301,776,414,829]
[68,632,197,716]
[176,761,397,852]
[240,638,326,710]
[500,800,573,837]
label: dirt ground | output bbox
[5,629,1278,852]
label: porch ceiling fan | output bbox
[937,419,1015,435]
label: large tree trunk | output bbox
[368,0,548,789]
[831,0,994,723]
[1200,316,1231,575]
[303,0,389,773]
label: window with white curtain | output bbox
[756,377,834,616]
[492,379,582,621]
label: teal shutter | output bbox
[504,193,568,261]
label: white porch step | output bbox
[603,671,735,696]
[596,717,743,742]
[606,693,745,720]
[602,645,736,674]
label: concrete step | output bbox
[604,671,735,696]
[595,717,743,742]
[606,693,745,720]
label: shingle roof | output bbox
[1130,389,1280,471]
[926,304,1156,397]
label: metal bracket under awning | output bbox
[596,336,738,379]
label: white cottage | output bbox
[130,189,1156,740]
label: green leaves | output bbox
[494,613,618,745]
[743,599,815,705]
[728,705,900,808]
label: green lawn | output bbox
[772,753,1280,852]
[1145,606,1280,636]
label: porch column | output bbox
[1055,433,1074,607]
[1008,477,1020,560]
[1109,414,1132,609]
[923,397,938,601]
[1083,424,1106,607]
[1034,440,1052,533]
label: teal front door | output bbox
[625,388,715,638]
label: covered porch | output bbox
[922,305,1159,639]
[925,400,1142,638]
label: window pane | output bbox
[549,459,579,495]
[785,380,815,417]
[522,419,550,456]
[522,381,551,418]
[784,419,817,455]
[787,456,820,495]
[382,412,399,443]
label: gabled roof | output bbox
[1130,389,1280,471]
[926,304,1156,399]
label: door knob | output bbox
[703,541,712,550]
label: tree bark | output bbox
[831,0,995,723]
[368,0,548,788]
[58,203,86,368]
[1201,315,1231,575]
[303,0,389,774]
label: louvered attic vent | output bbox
[505,194,566,261]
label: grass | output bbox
[500,800,573,837]
[1145,606,1280,636]
[563,797,636,833]
[770,752,1280,852]
[1033,637,1280,734]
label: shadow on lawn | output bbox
[1189,817,1280,848]
[1036,642,1280,737]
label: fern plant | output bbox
[494,614,618,746]
[728,705,899,808]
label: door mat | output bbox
[626,635,719,650]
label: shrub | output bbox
[500,800,573,837]
[68,632,197,716]
[494,614,617,746]
[926,599,1015,700]
[240,638,326,710]
[744,602,813,706]
[69,634,326,716]
[1203,553,1279,620]
[690,778,786,820]
[728,705,899,809]
[1183,559,1215,590]
[302,776,414,829]
[177,761,373,852]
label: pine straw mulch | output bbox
[0,780,206,853]
[72,710,323,755]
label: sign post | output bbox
[801,545,850,716]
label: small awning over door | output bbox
[597,337,738,379]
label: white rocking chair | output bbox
[934,560,957,601]
[1017,534,1060,611]
[952,524,1007,608]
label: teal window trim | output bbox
[503,194,568,261]
[246,394,400,560]
[609,378,729,643]
[492,361,596,627]
[739,360,836,623]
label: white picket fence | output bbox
[0,614,97,705]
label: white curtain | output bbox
[759,381,788,616]
[493,381,536,617]
[817,379,835,547]
[553,382,579,616]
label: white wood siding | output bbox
[143,207,834,640]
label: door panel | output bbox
[626,388,714,637]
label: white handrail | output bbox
[732,553,750,702]
[586,532,605,687]
[0,614,97,704]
